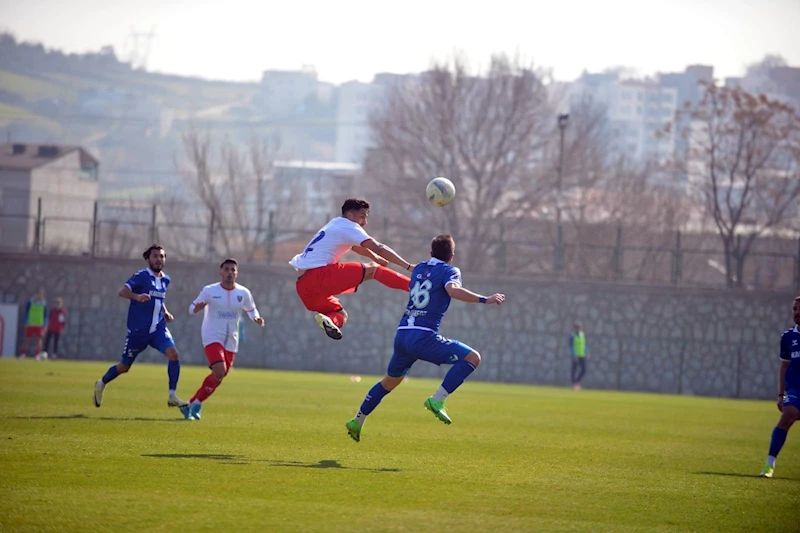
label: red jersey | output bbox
[47,308,67,333]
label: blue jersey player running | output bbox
[345,234,505,442]
[93,244,188,409]
[759,295,800,478]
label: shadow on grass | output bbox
[141,455,399,472]
[694,471,799,482]
[11,414,183,423]
[265,459,400,473]
[142,453,244,462]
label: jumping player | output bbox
[345,234,505,442]
[93,244,188,409]
[290,198,415,340]
[759,295,800,477]
[181,258,264,420]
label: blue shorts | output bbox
[120,326,175,365]
[387,329,474,378]
[783,388,800,410]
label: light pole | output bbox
[554,113,569,278]
[556,113,569,226]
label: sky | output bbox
[1,0,799,84]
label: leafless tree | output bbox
[552,98,690,282]
[684,83,800,288]
[366,53,553,272]
[178,126,281,262]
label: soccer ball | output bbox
[36,351,48,361]
[426,177,456,207]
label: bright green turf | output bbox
[0,359,797,532]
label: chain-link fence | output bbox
[1,195,798,291]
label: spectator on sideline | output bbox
[44,297,67,359]
[19,288,47,359]
[570,321,590,390]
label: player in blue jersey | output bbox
[345,234,505,442]
[93,244,188,409]
[759,295,800,477]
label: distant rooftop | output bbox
[0,143,98,171]
[274,160,361,172]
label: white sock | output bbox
[767,455,776,467]
[355,410,367,426]
[192,399,202,406]
[169,389,176,396]
[432,386,449,402]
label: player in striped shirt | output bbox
[345,234,505,442]
[93,244,188,409]
[759,295,800,478]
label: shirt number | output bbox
[302,231,325,258]
[409,280,432,309]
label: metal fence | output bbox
[1,197,799,291]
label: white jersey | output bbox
[289,217,371,270]
[189,282,260,352]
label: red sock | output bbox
[326,312,346,328]
[190,373,221,403]
[374,266,411,292]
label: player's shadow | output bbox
[142,453,245,463]
[141,455,398,471]
[264,459,400,473]
[694,471,799,482]
[11,414,183,423]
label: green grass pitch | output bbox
[0,359,797,532]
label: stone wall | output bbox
[0,253,792,399]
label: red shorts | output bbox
[296,262,366,315]
[24,326,44,338]
[204,343,236,370]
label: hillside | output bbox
[0,33,336,201]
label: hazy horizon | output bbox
[1,0,799,84]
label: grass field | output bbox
[0,359,797,532]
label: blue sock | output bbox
[768,427,788,458]
[168,360,180,391]
[101,365,119,384]
[359,382,390,416]
[442,360,476,394]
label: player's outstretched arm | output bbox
[445,284,505,305]
[361,239,414,272]
[351,245,389,267]
[119,285,150,303]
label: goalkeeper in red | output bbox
[181,258,264,420]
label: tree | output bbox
[553,98,690,282]
[366,53,553,272]
[685,83,800,288]
[177,126,282,262]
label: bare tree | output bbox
[685,83,800,288]
[366,53,553,272]
[178,126,281,262]
[552,97,690,282]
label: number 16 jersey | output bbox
[397,258,462,334]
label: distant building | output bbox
[0,143,99,253]
[569,73,678,166]
[267,160,360,228]
[740,65,800,108]
[335,73,416,164]
[335,81,378,163]
[261,66,319,115]
[659,65,713,109]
